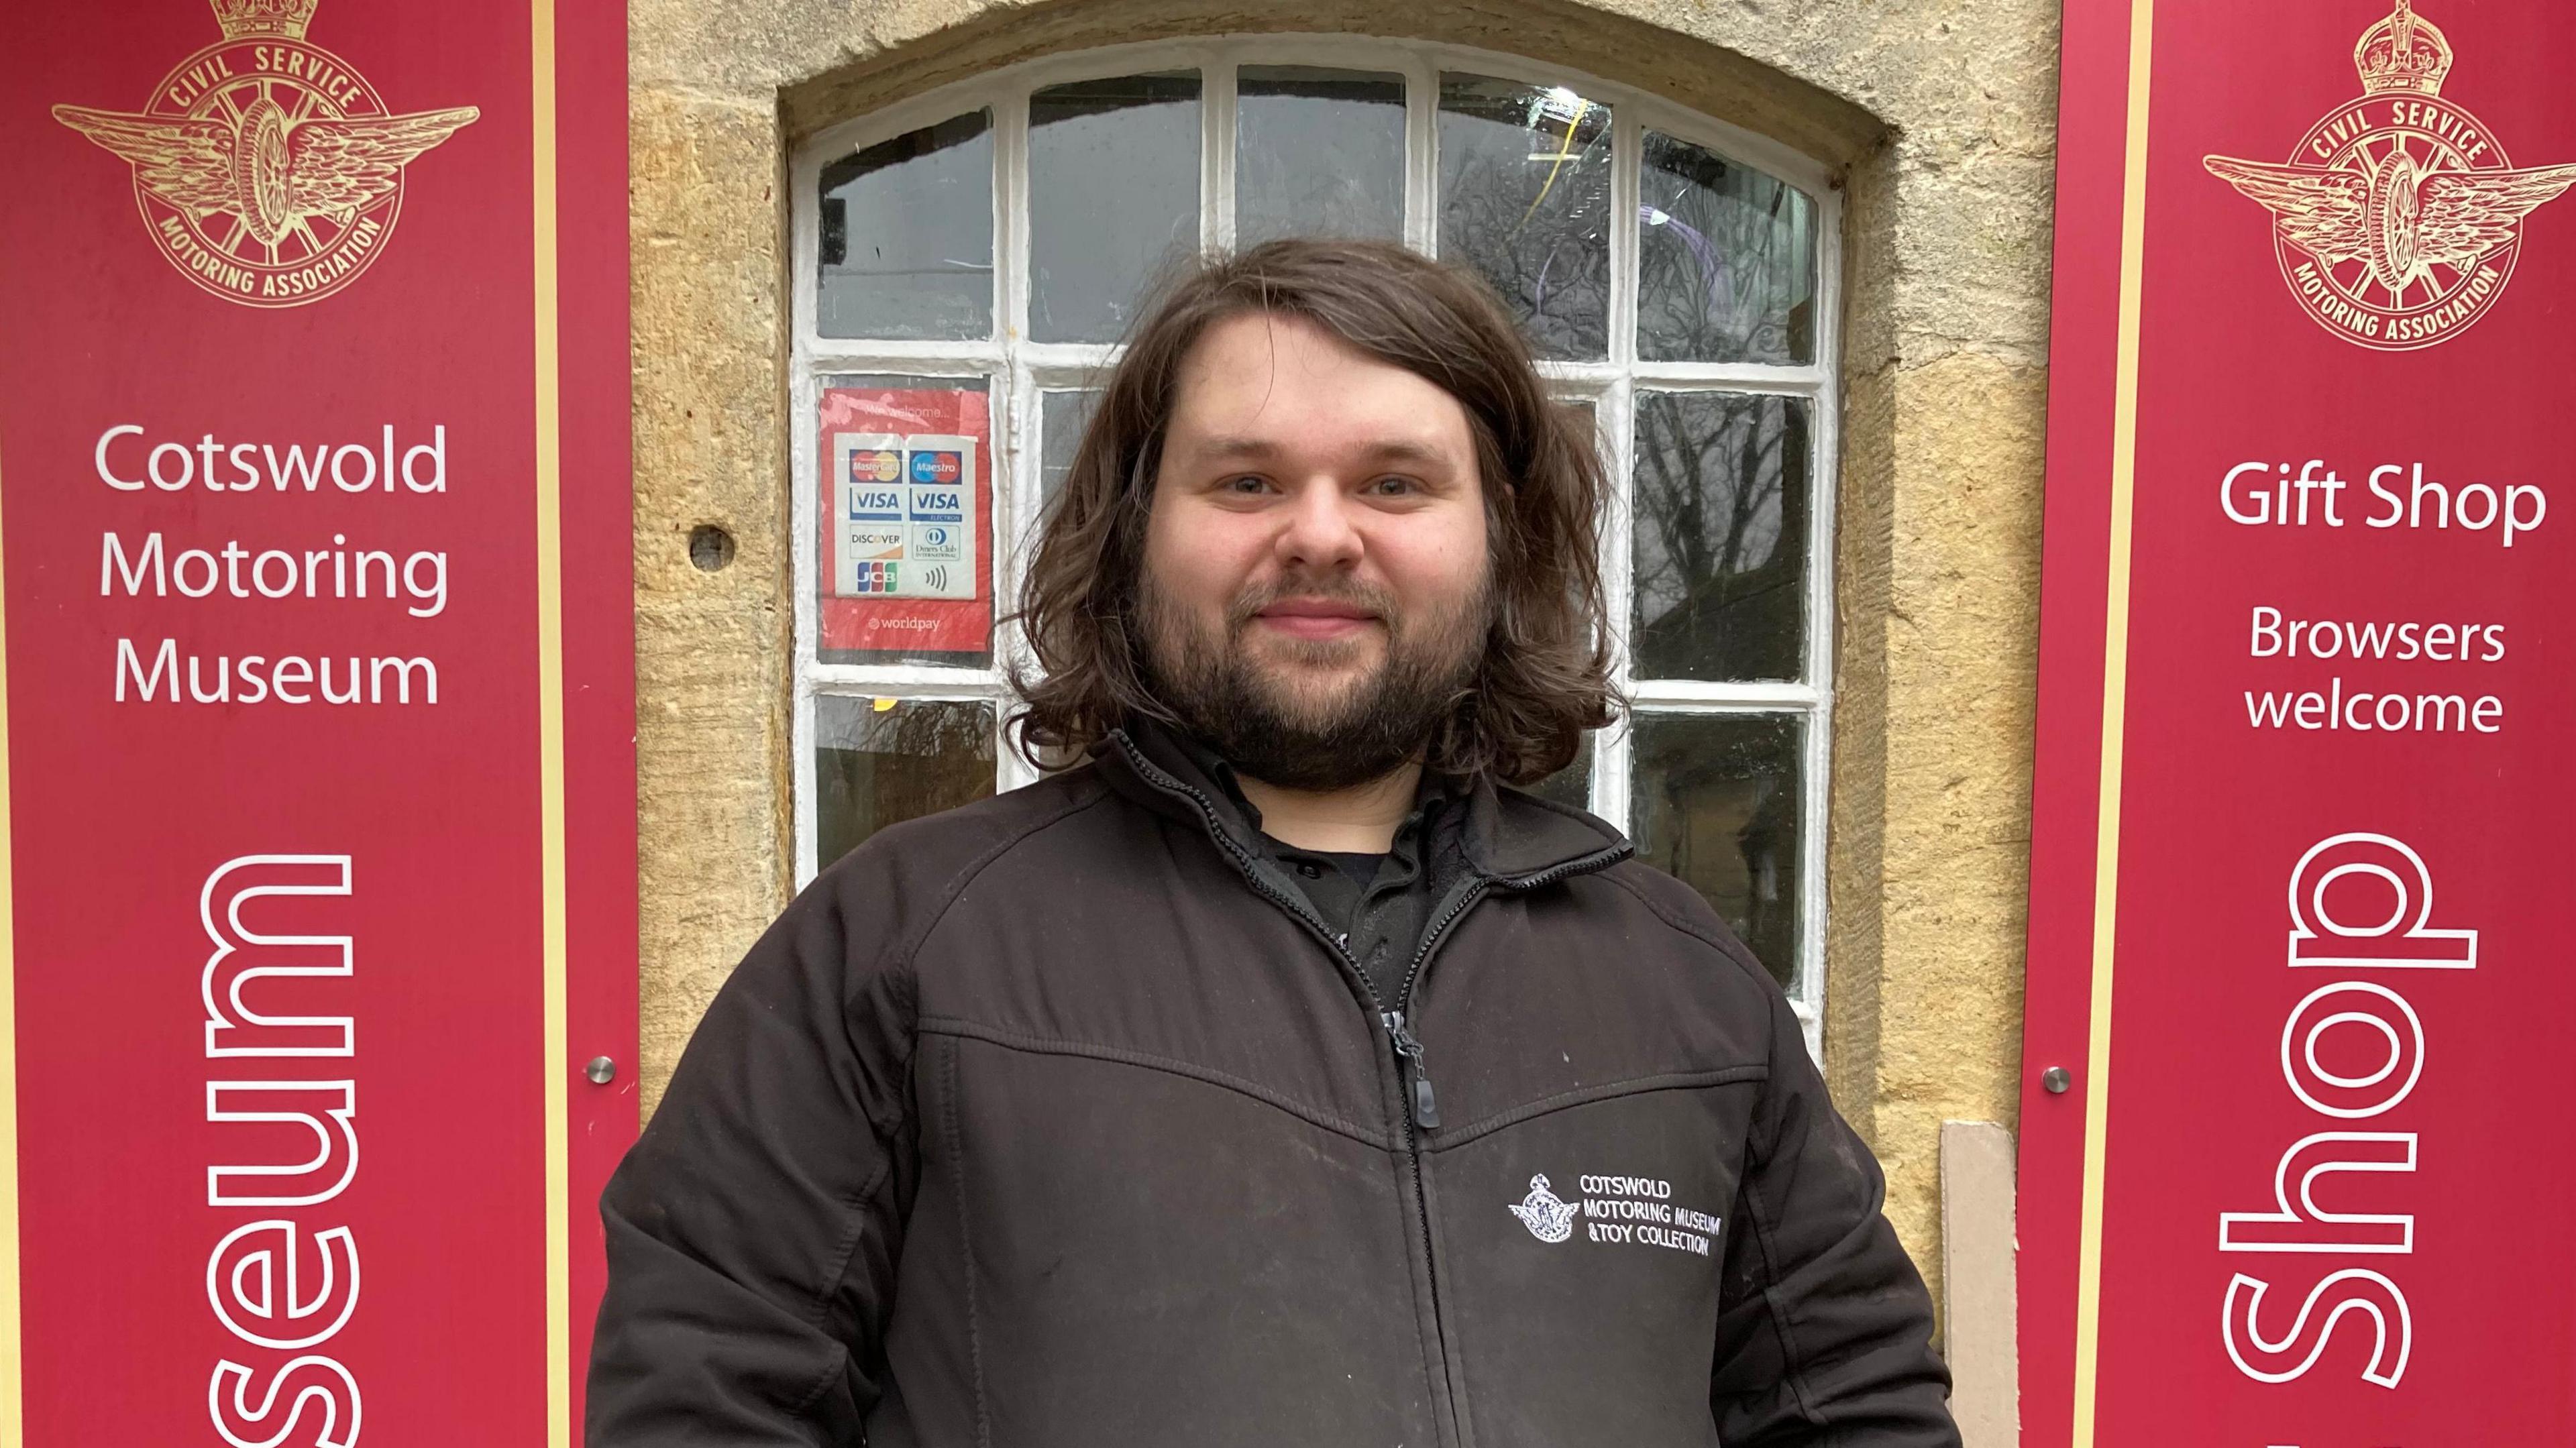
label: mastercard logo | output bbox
[850,449,902,483]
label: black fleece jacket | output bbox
[588,722,1958,1447]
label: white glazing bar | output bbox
[1019,341,1122,376]
[1591,714,1633,847]
[988,363,1031,791]
[1532,359,1622,388]
[1597,107,1638,840]
[1628,361,1829,392]
[1804,188,1845,697]
[1627,680,1821,709]
[1001,83,1032,349]
[1207,56,1236,254]
[1796,697,1833,1023]
[791,365,822,885]
[1405,52,1438,255]
[808,681,1008,701]
[994,706,1038,793]
[808,339,1008,370]
[793,679,820,884]
[1793,184,1846,1043]
[808,663,1007,692]
[1592,368,1635,834]
[1608,108,1640,372]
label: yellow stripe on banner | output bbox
[2070,1,2157,1444]
[529,0,572,1444]
[0,438,23,1448]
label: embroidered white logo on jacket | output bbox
[1510,1172,1724,1255]
[1507,1175,1579,1243]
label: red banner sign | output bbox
[0,1,634,1443]
[2021,1,2576,1443]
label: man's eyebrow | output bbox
[1179,435,1457,466]
[1185,435,1284,461]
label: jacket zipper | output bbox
[1383,842,1635,1131]
[1111,735,1631,1444]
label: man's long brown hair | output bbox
[1008,237,1619,785]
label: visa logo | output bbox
[848,487,905,519]
[910,489,963,513]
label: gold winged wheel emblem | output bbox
[52,0,477,307]
[54,102,476,251]
[2204,0,2576,349]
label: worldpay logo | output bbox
[201,855,364,1448]
[2217,834,2476,1396]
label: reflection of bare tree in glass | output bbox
[816,700,996,865]
[1438,82,1613,359]
[1631,394,1808,681]
[1636,133,1813,364]
[1635,714,1801,986]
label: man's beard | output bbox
[1136,569,1491,791]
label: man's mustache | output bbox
[1224,580,1398,630]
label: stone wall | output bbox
[627,0,2062,1317]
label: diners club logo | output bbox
[52,0,478,308]
[2204,0,2576,351]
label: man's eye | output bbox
[1366,476,1419,496]
[1221,474,1271,494]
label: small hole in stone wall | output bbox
[688,524,736,572]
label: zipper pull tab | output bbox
[1382,1011,1440,1130]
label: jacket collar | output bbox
[1094,718,1631,887]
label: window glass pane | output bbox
[1236,67,1404,246]
[1525,730,1595,812]
[818,109,994,340]
[1029,73,1201,343]
[1438,74,1612,359]
[1631,391,1809,681]
[1630,712,1801,986]
[815,696,996,867]
[816,374,994,667]
[1039,388,1103,511]
[1637,130,1815,364]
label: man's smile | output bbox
[1250,596,1382,642]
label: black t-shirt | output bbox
[1262,802,1442,1008]
[1171,731,1462,1009]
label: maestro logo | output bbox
[2205,0,2576,350]
[53,0,478,308]
[908,450,963,486]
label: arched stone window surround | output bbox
[785,35,1845,1056]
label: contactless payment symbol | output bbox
[831,433,977,600]
[2205,0,2576,350]
[52,0,479,308]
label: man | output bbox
[590,238,1957,1446]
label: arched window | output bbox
[792,38,1839,1050]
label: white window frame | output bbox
[789,35,1841,1056]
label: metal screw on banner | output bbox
[586,1056,618,1085]
[2041,1066,2071,1095]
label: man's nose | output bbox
[1272,478,1364,571]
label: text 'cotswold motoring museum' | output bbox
[1,0,2571,1442]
